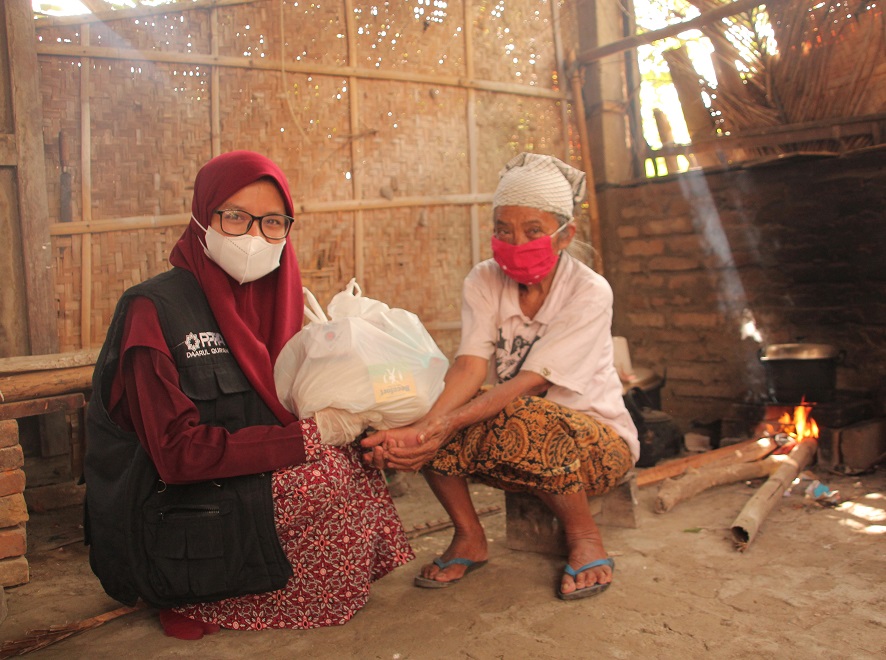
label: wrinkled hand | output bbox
[360,417,451,471]
[314,408,383,446]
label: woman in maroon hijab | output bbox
[85,151,413,640]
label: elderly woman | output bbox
[362,152,638,600]
[85,151,413,639]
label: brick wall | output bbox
[0,420,28,587]
[602,148,886,431]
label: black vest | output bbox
[84,268,292,608]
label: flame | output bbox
[778,404,819,443]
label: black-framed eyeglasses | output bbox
[214,209,294,239]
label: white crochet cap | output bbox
[492,152,587,218]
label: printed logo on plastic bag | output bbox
[274,280,449,430]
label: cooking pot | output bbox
[759,343,844,404]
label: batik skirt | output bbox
[175,429,414,630]
[427,395,633,496]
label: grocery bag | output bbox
[274,279,449,429]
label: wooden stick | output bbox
[0,604,144,657]
[655,456,782,513]
[405,505,501,540]
[730,439,818,551]
[637,437,778,488]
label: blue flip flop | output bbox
[414,557,488,589]
[558,557,615,601]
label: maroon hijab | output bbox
[170,151,304,424]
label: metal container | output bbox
[759,343,843,403]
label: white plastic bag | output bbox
[274,279,449,429]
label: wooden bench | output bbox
[0,393,88,482]
[504,471,638,556]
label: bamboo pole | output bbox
[573,0,784,67]
[551,0,571,164]
[344,0,363,284]
[637,437,778,487]
[567,50,603,275]
[210,7,220,157]
[80,233,93,349]
[35,43,568,101]
[79,24,91,223]
[465,1,481,266]
[730,439,818,551]
[48,193,497,236]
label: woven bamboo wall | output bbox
[36,0,582,355]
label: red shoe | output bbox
[158,609,215,640]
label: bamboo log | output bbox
[655,456,782,513]
[0,367,93,403]
[730,439,818,551]
[637,437,777,487]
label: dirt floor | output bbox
[2,459,885,659]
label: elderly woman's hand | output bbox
[360,416,452,472]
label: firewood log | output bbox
[655,457,782,513]
[730,439,818,551]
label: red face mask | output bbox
[491,223,568,285]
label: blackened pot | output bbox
[759,343,843,404]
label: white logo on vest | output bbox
[184,331,230,358]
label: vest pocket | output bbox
[142,484,246,601]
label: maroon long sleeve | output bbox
[107,296,307,484]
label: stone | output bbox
[0,555,29,587]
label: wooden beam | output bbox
[649,113,886,158]
[0,133,15,166]
[34,0,251,28]
[0,350,98,375]
[0,366,93,403]
[7,0,57,355]
[568,50,603,275]
[573,0,783,69]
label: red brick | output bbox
[0,446,23,471]
[623,239,665,257]
[672,312,722,328]
[648,256,699,271]
[626,312,667,328]
[0,555,29,587]
[645,216,693,235]
[0,470,25,497]
[0,494,28,528]
[0,524,26,560]
[0,420,18,448]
